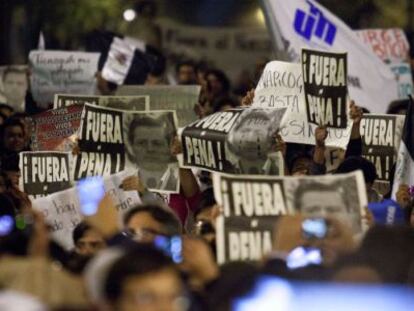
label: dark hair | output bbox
[206,69,231,94]
[194,188,217,219]
[387,99,409,114]
[127,115,174,145]
[331,252,382,282]
[2,67,27,82]
[212,96,239,113]
[2,117,25,136]
[123,204,182,236]
[72,221,93,245]
[1,153,20,172]
[335,156,377,184]
[0,104,14,114]
[175,60,197,74]
[104,244,175,302]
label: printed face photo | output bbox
[300,189,347,219]
[3,70,28,105]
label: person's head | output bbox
[289,153,313,176]
[1,117,25,152]
[193,188,218,245]
[128,115,175,172]
[123,205,182,243]
[176,61,197,85]
[73,221,106,257]
[2,67,28,106]
[212,96,239,113]
[1,153,21,188]
[387,99,409,115]
[96,71,118,95]
[104,244,187,311]
[206,69,230,99]
[336,156,377,186]
[227,109,277,162]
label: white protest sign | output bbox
[32,170,141,250]
[29,50,100,108]
[253,60,352,148]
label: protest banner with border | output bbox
[301,49,348,129]
[253,60,352,149]
[116,85,200,127]
[180,107,286,175]
[74,103,180,193]
[19,151,72,199]
[213,171,367,264]
[53,94,149,111]
[29,105,83,152]
[31,170,141,250]
[29,50,100,108]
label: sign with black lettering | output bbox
[360,114,405,182]
[213,171,367,264]
[20,152,72,199]
[74,104,125,180]
[181,107,286,175]
[253,61,352,149]
[117,85,200,127]
[30,105,83,152]
[31,170,141,250]
[29,50,100,108]
[302,49,348,128]
[53,94,149,111]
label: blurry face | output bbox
[132,125,171,171]
[3,125,25,152]
[207,74,223,97]
[3,72,27,105]
[75,228,106,257]
[177,65,196,85]
[126,211,165,243]
[116,268,187,311]
[230,117,271,160]
[300,190,347,220]
[291,157,312,176]
[4,170,20,188]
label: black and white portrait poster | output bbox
[74,104,125,180]
[54,94,149,111]
[253,60,352,149]
[117,85,200,127]
[0,65,28,112]
[19,151,72,199]
[360,114,405,182]
[124,110,180,193]
[29,50,100,108]
[302,49,348,128]
[213,171,367,264]
[181,107,286,175]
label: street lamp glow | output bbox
[123,9,136,22]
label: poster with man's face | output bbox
[124,110,179,193]
[0,65,28,112]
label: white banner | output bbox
[261,0,399,113]
[29,50,100,108]
[32,170,141,250]
[253,60,352,148]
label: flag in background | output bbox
[392,96,414,199]
[260,0,399,113]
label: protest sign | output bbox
[262,0,399,113]
[213,171,367,264]
[181,107,286,175]
[74,104,179,193]
[158,18,272,82]
[20,152,72,199]
[31,170,141,250]
[0,65,28,112]
[53,93,149,111]
[301,49,348,128]
[74,104,125,180]
[360,114,405,182]
[116,85,200,127]
[253,60,352,149]
[390,63,414,100]
[29,105,83,152]
[355,29,410,65]
[29,50,100,108]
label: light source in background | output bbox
[123,9,136,22]
[255,7,266,26]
